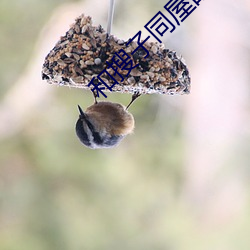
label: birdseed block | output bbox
[42,14,190,95]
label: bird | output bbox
[75,92,140,149]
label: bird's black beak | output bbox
[77,105,86,119]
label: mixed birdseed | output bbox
[42,14,190,95]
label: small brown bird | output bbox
[76,100,136,149]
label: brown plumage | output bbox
[85,101,134,135]
[75,101,134,149]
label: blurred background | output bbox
[1,0,250,249]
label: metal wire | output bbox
[107,0,115,34]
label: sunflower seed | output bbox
[82,43,90,50]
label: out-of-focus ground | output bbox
[1,0,250,249]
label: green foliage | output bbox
[0,0,70,98]
[1,1,250,250]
